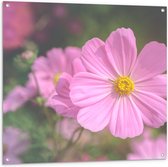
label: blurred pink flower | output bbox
[3,2,34,50]
[70,28,166,138]
[32,47,81,117]
[47,58,86,118]
[32,47,81,104]
[3,127,30,164]
[127,130,167,160]
[56,118,80,140]
[3,73,36,113]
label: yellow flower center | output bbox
[53,72,61,85]
[114,76,134,95]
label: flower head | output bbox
[47,57,86,118]
[127,129,167,160]
[70,28,166,138]
[32,47,81,99]
[3,127,30,164]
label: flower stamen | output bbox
[53,72,61,85]
[114,76,134,95]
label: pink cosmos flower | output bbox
[127,130,167,160]
[3,127,30,164]
[3,73,36,113]
[70,28,166,139]
[3,2,34,50]
[32,47,81,99]
[47,58,86,118]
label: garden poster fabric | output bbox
[2,2,167,164]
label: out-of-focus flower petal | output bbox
[127,129,166,160]
[3,127,30,164]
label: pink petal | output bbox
[3,85,34,113]
[135,74,166,98]
[47,95,79,118]
[81,38,114,78]
[56,72,72,98]
[109,96,144,139]
[132,91,166,128]
[3,72,37,113]
[65,47,81,75]
[34,72,55,98]
[65,47,81,63]
[77,94,115,132]
[32,56,51,73]
[72,58,86,75]
[131,41,166,82]
[70,72,112,107]
[105,28,137,76]
[47,48,67,72]
[32,56,55,98]
[95,45,118,79]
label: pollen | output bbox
[53,72,61,85]
[114,76,134,95]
